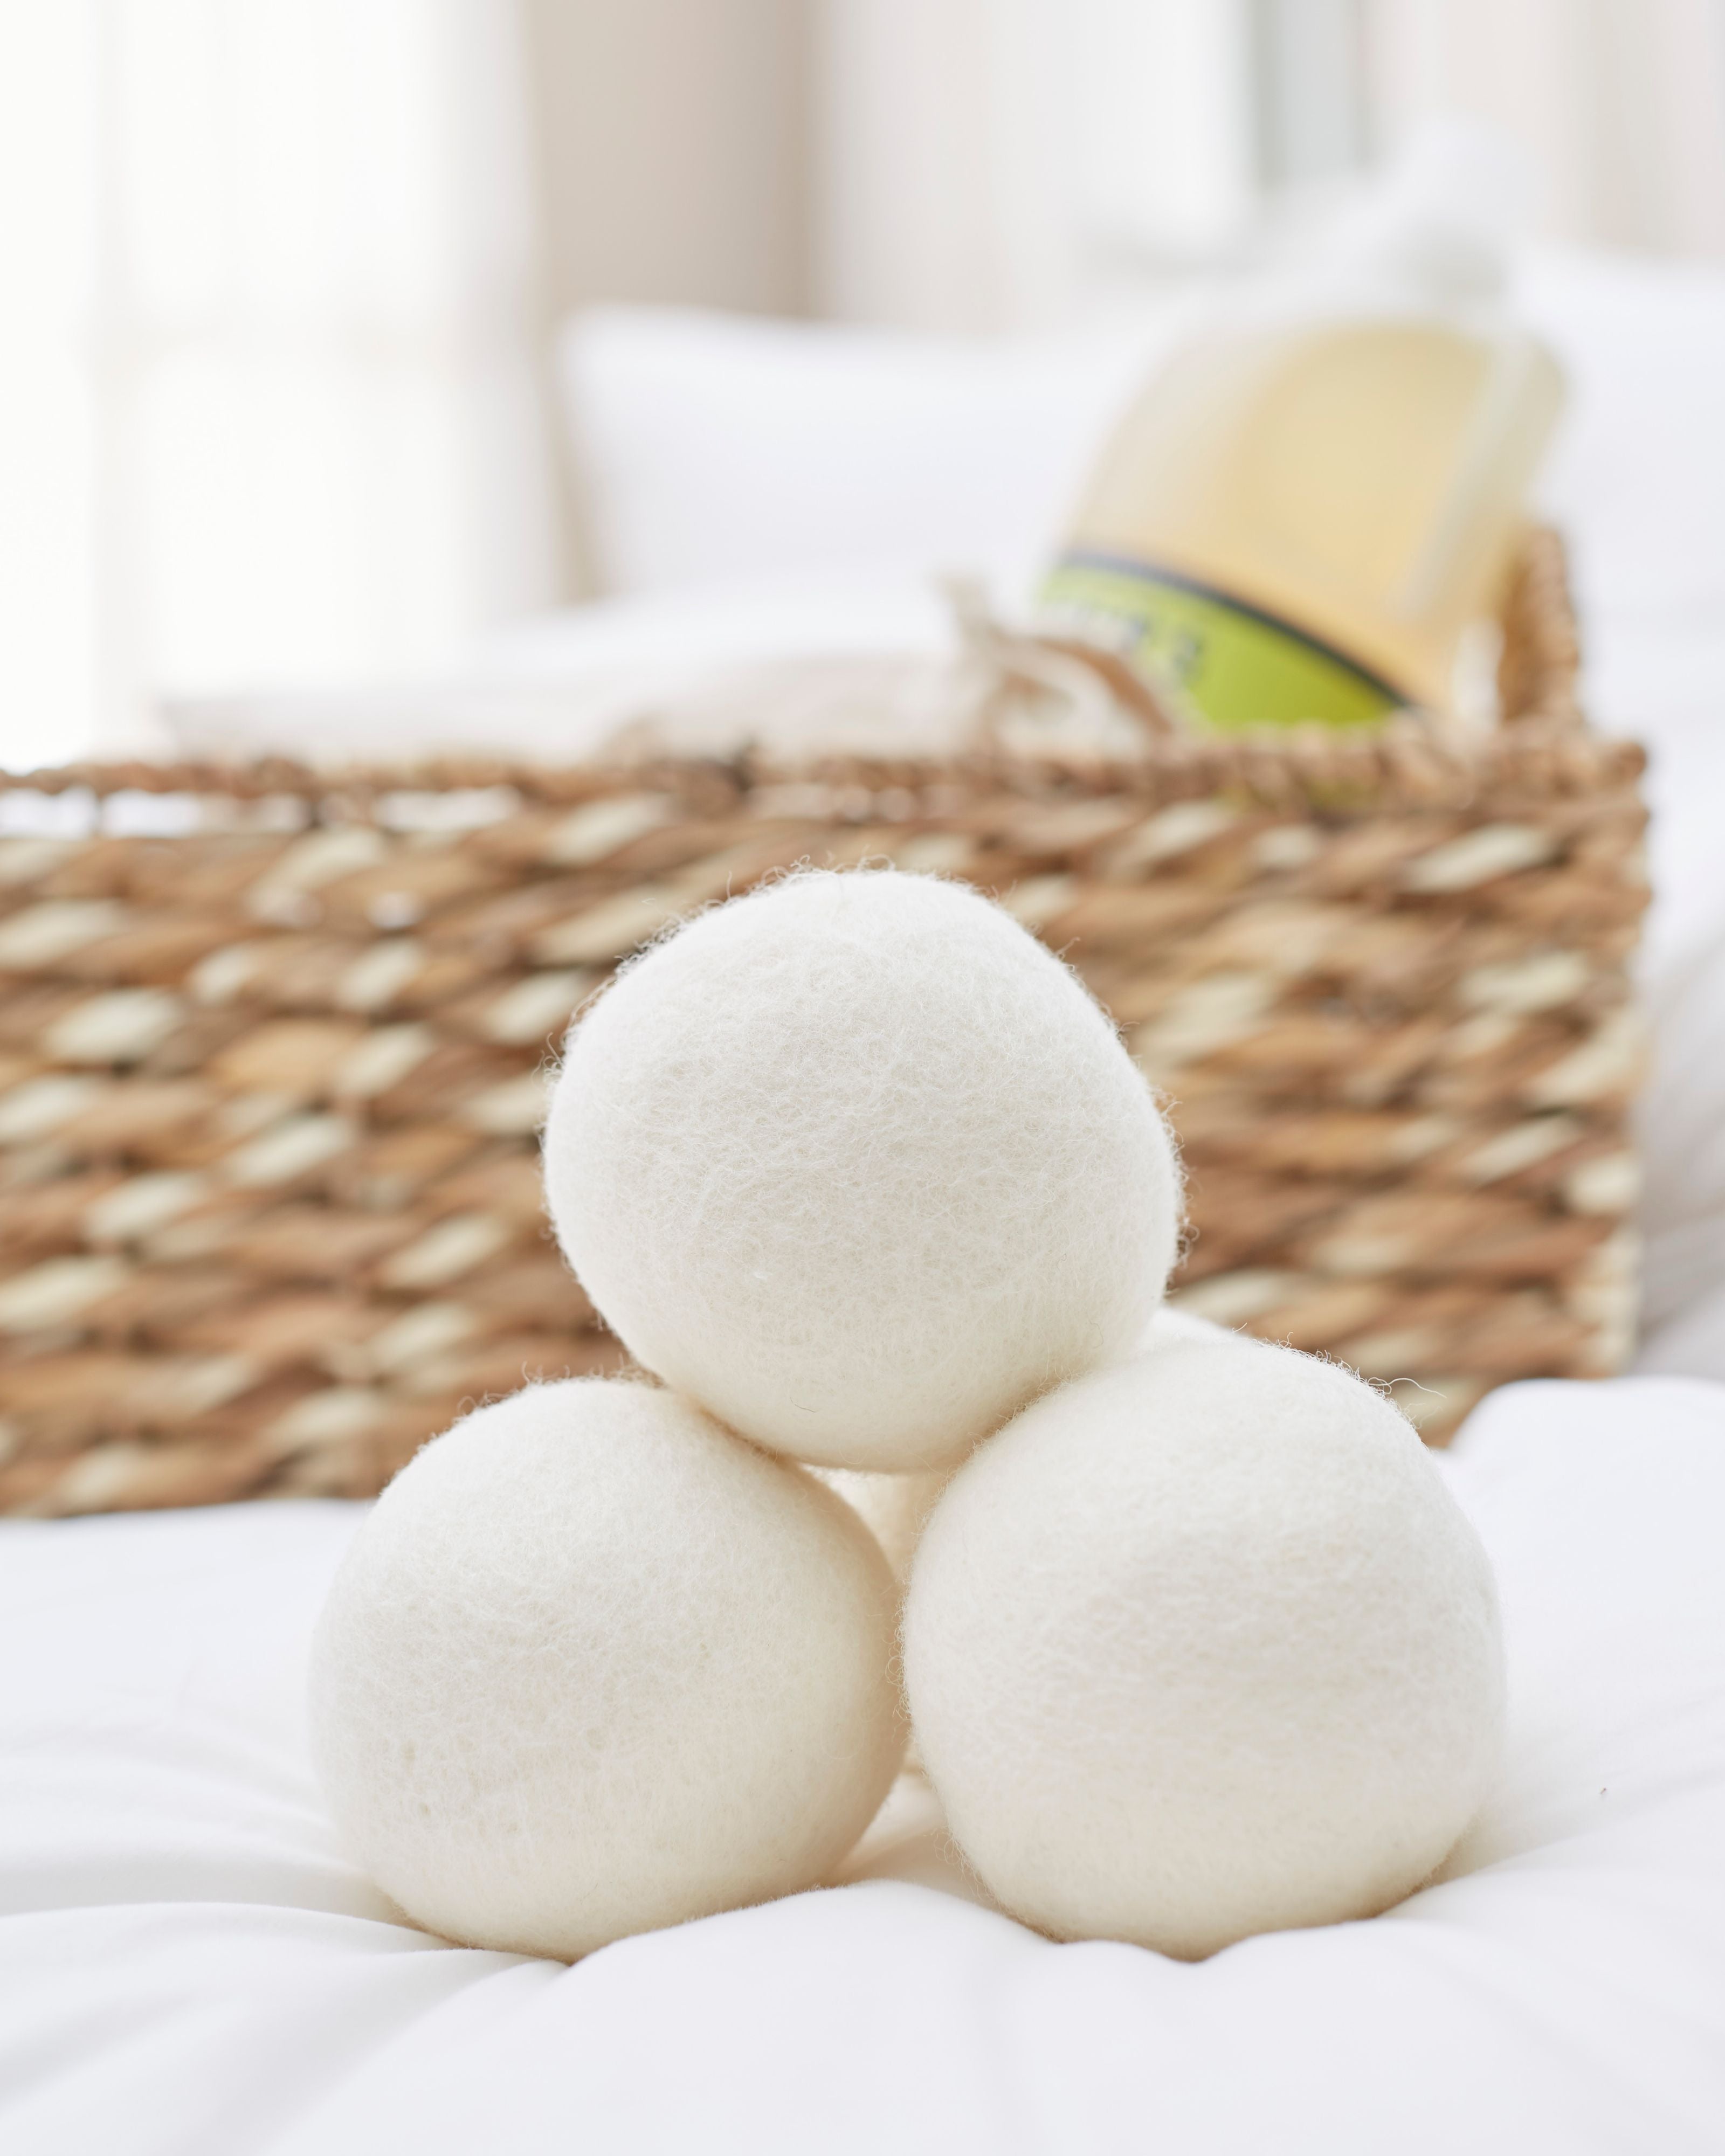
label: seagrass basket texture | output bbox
[0,532,1646,1515]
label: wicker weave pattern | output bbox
[0,535,1646,1514]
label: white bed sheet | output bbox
[2,1371,1722,2155]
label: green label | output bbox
[1039,552,1403,732]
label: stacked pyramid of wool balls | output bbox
[310,871,1505,1964]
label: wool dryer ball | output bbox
[813,1464,953,1585]
[903,1334,1505,1958]
[543,870,1181,1472]
[309,1380,903,1961]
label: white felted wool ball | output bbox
[813,1466,953,1585]
[903,1335,1505,1958]
[309,1379,902,1960]
[544,869,1181,1471]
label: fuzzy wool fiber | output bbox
[903,1334,1506,1958]
[543,869,1181,1471]
[309,1379,903,1960]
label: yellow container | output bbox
[1042,152,1564,730]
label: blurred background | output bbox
[4,0,1725,769]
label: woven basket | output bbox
[0,531,1646,1515]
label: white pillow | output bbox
[1525,247,1725,638]
[555,303,1188,598]
[556,255,1725,631]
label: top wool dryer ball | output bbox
[544,869,1181,1472]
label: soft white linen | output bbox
[164,567,967,768]
[2,1372,1722,2154]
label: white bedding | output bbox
[3,1372,1723,2154]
